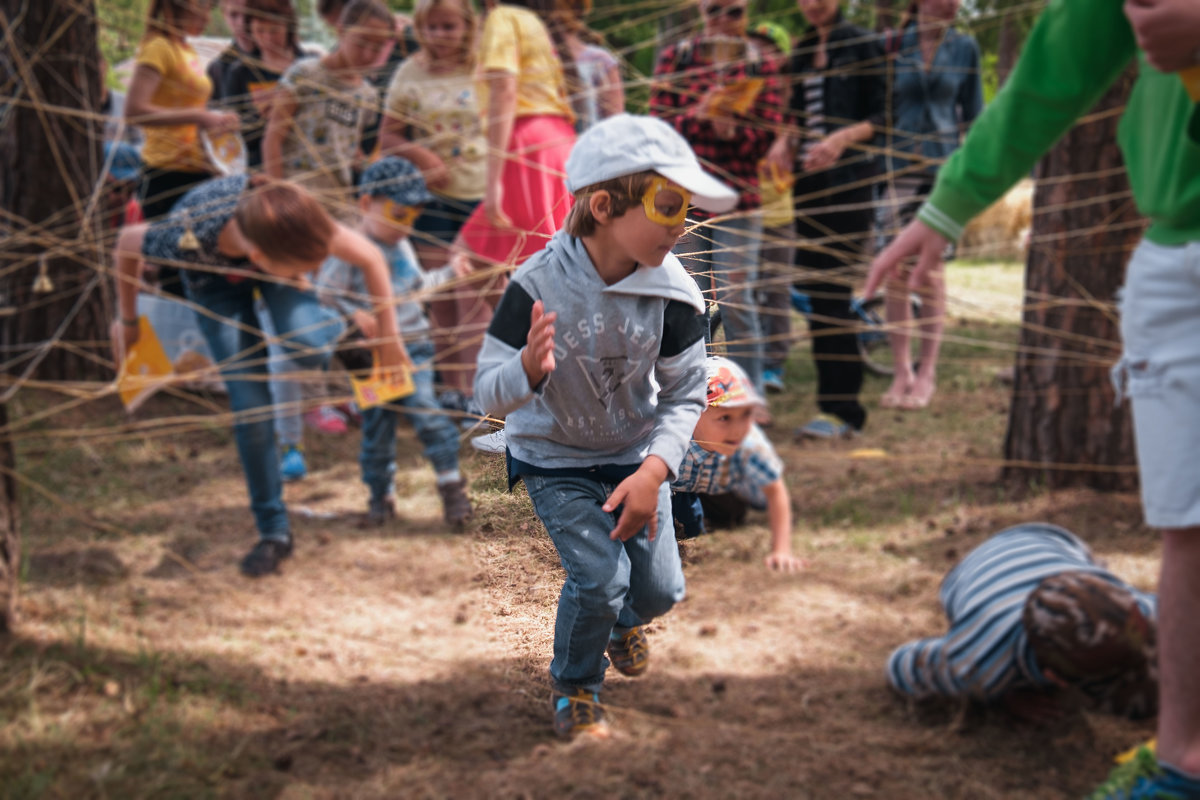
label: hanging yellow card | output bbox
[350,359,415,410]
[118,316,175,412]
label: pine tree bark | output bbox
[0,401,16,634]
[0,0,106,632]
[0,0,109,384]
[1002,72,1143,491]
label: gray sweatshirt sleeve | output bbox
[474,279,540,418]
[644,300,708,480]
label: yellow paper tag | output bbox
[710,78,765,116]
[757,159,795,193]
[118,316,175,412]
[350,359,415,409]
[1114,738,1156,765]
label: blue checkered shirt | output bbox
[671,424,782,509]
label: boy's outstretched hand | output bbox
[521,299,557,389]
[863,219,951,299]
[604,456,669,542]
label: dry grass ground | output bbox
[0,262,1157,799]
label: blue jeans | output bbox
[676,213,765,391]
[256,298,303,448]
[523,474,686,692]
[359,341,460,500]
[183,271,345,542]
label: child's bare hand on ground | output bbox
[521,299,556,388]
[764,551,808,573]
[604,457,669,542]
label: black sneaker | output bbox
[239,537,293,577]
[551,687,609,739]
[364,496,395,526]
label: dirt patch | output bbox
[2,275,1157,798]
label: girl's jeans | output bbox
[359,341,461,500]
[184,271,345,542]
[523,474,686,692]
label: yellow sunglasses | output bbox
[382,200,421,228]
[641,176,691,227]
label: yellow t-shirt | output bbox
[476,5,573,123]
[135,35,212,171]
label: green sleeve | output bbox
[919,0,1137,240]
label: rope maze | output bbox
[0,0,1146,538]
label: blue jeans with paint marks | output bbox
[523,473,685,692]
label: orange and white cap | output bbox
[705,356,764,409]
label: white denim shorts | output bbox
[1113,238,1200,529]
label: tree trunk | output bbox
[0,401,16,634]
[0,0,109,385]
[0,0,105,632]
[1002,72,1144,491]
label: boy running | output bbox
[473,114,736,738]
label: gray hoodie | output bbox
[474,231,708,478]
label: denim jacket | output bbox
[885,24,984,178]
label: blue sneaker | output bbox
[1089,745,1200,800]
[763,367,785,394]
[795,414,857,440]
[280,445,307,482]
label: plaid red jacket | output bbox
[649,36,786,216]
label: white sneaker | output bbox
[470,429,506,455]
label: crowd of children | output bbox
[103,1,1199,794]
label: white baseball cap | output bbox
[564,113,738,214]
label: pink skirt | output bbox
[459,115,576,269]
